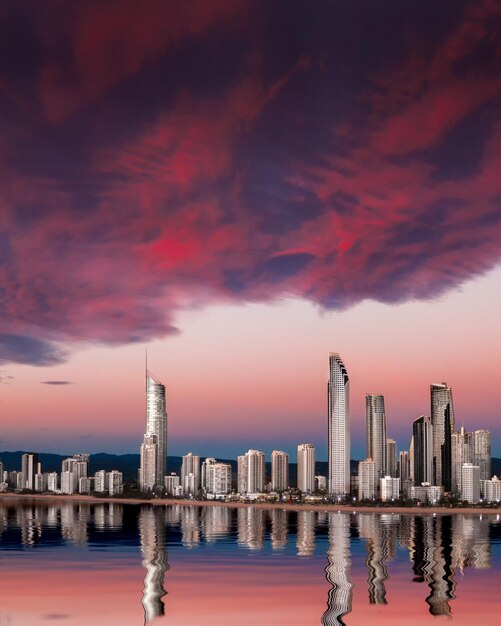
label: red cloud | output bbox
[0,1,500,363]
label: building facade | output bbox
[139,369,168,491]
[358,459,377,501]
[328,353,350,496]
[413,415,433,486]
[238,450,265,495]
[380,476,400,501]
[271,450,289,492]
[430,383,455,490]
[297,444,316,494]
[365,394,387,481]
[461,463,480,504]
[181,453,200,496]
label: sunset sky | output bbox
[0,1,500,459]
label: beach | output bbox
[0,492,499,515]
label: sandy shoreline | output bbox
[0,492,499,516]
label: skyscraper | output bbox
[297,443,316,494]
[139,366,168,491]
[472,429,491,482]
[366,394,387,481]
[21,453,39,490]
[358,459,377,501]
[451,427,472,495]
[328,353,350,497]
[238,450,265,494]
[430,383,455,490]
[181,452,200,496]
[413,416,433,486]
[271,450,289,492]
[386,439,397,478]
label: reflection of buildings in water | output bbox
[358,514,398,605]
[237,507,264,550]
[409,516,456,616]
[296,511,316,556]
[139,506,169,624]
[181,506,200,548]
[202,506,231,542]
[17,506,43,546]
[322,513,353,626]
[270,509,288,550]
[0,507,7,538]
[164,505,181,527]
[452,515,490,570]
[60,504,90,545]
[93,503,124,530]
[46,505,58,528]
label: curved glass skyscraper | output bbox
[328,353,350,496]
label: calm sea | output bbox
[0,499,499,625]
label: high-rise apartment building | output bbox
[358,459,377,501]
[201,458,217,493]
[482,476,500,503]
[297,444,316,494]
[472,429,491,482]
[271,450,289,492]
[366,395,387,480]
[399,451,410,483]
[206,463,232,496]
[328,353,350,496]
[181,452,200,496]
[413,416,433,485]
[139,368,168,491]
[451,427,473,495]
[380,476,400,501]
[386,439,397,478]
[238,450,265,494]
[461,463,480,504]
[21,453,39,490]
[431,383,455,491]
[108,470,123,496]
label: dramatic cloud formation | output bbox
[0,0,500,364]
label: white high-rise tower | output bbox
[328,353,350,497]
[366,394,387,480]
[139,359,168,491]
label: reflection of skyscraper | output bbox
[270,508,288,550]
[328,354,350,497]
[322,513,353,625]
[237,507,264,550]
[409,515,455,616]
[140,368,168,491]
[296,511,316,556]
[357,514,399,605]
[366,395,387,480]
[139,506,168,624]
[431,383,455,490]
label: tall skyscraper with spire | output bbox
[139,358,168,491]
[328,353,350,497]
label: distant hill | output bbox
[2,451,498,484]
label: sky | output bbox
[0,1,500,459]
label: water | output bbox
[0,500,499,625]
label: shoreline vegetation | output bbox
[0,492,499,516]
